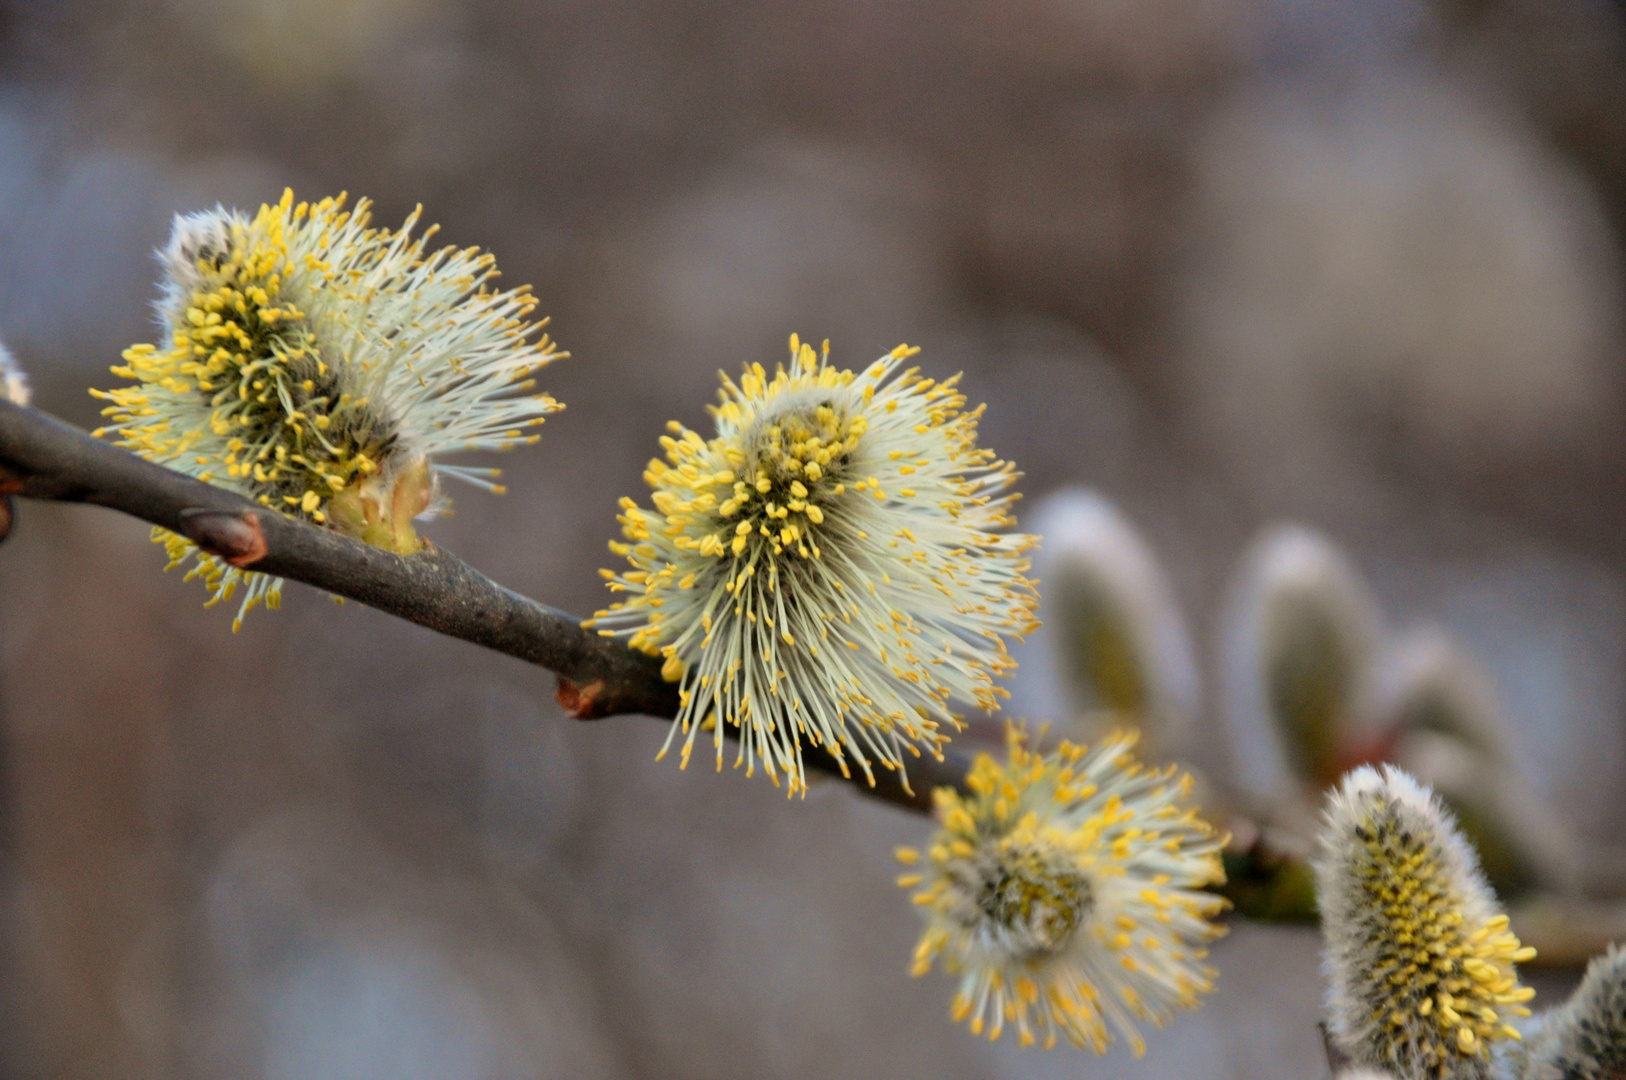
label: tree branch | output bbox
[0,400,965,813]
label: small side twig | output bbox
[1321,1022,1352,1077]
[0,400,962,813]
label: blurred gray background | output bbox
[2,0,1625,1077]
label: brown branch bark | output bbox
[0,400,966,813]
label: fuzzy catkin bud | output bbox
[1315,766,1536,1080]
[1220,525,1382,801]
[1516,945,1626,1080]
[1027,489,1200,759]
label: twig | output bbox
[1321,1022,1352,1077]
[0,399,965,813]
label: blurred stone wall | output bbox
[1,0,1624,1077]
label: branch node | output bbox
[557,677,608,719]
[179,508,269,568]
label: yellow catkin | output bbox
[92,189,563,628]
[903,726,1227,1055]
[1318,767,1536,1080]
[592,337,1038,795]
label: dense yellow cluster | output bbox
[899,728,1227,1054]
[96,194,392,530]
[1349,809,1536,1071]
[590,336,1038,795]
[90,189,563,627]
[649,360,868,565]
[1318,767,1539,1080]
